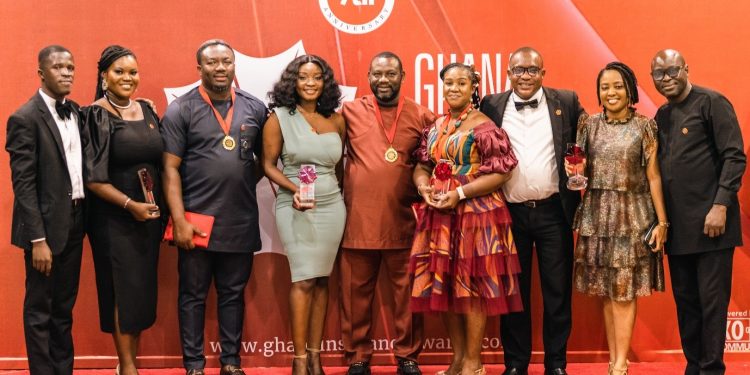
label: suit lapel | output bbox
[544,87,564,167]
[492,91,512,128]
[33,94,68,164]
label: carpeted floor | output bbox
[2,363,750,374]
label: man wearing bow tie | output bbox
[479,47,585,375]
[6,45,85,375]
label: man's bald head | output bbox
[510,47,544,69]
[651,48,692,103]
[651,49,686,69]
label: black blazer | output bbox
[480,87,585,225]
[6,93,82,254]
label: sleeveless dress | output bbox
[410,119,523,316]
[275,107,346,282]
[573,112,665,301]
[83,103,163,333]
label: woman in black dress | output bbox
[83,45,163,375]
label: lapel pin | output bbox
[682,127,688,135]
[555,109,562,116]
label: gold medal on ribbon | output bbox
[385,146,398,163]
[198,85,237,152]
[223,135,237,150]
[373,96,404,165]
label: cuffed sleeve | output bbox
[707,94,746,206]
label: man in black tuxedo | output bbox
[651,49,746,375]
[479,47,584,375]
[5,45,85,375]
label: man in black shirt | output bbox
[651,49,746,375]
[162,39,267,375]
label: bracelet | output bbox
[123,197,132,209]
[456,185,467,200]
[658,221,670,227]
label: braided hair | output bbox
[95,45,136,101]
[439,62,481,108]
[596,61,639,107]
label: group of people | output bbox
[5,39,744,375]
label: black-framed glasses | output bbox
[651,66,683,81]
[510,66,541,77]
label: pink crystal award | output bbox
[298,164,317,204]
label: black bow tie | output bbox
[55,100,73,120]
[514,99,539,111]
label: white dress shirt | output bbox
[38,89,85,200]
[501,89,559,203]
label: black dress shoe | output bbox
[347,361,371,375]
[502,367,528,375]
[545,368,567,375]
[397,358,422,375]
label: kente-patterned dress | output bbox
[573,112,665,301]
[410,119,523,315]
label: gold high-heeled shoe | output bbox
[435,364,462,375]
[473,367,486,375]
[611,365,628,375]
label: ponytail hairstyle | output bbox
[439,62,481,108]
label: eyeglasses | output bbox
[651,66,683,81]
[510,66,541,77]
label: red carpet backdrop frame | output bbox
[1,0,749,369]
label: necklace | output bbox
[106,93,133,109]
[603,109,633,124]
[442,105,473,134]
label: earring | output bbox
[101,79,108,92]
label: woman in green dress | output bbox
[262,55,345,375]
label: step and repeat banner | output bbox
[1,0,749,369]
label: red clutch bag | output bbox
[163,212,215,249]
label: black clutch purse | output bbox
[643,221,665,291]
[642,221,658,250]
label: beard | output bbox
[371,83,401,104]
[210,83,230,93]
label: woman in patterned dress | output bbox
[570,62,668,375]
[410,63,522,375]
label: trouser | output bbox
[501,199,573,370]
[669,248,734,375]
[178,249,254,370]
[23,203,84,375]
[340,248,423,363]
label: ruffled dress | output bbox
[573,112,665,301]
[410,120,523,316]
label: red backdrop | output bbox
[1,0,749,369]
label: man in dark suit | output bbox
[480,47,584,375]
[6,45,85,375]
[651,49,746,375]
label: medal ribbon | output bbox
[372,95,404,146]
[198,85,236,137]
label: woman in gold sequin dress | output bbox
[571,62,668,375]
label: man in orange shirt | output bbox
[340,51,436,375]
